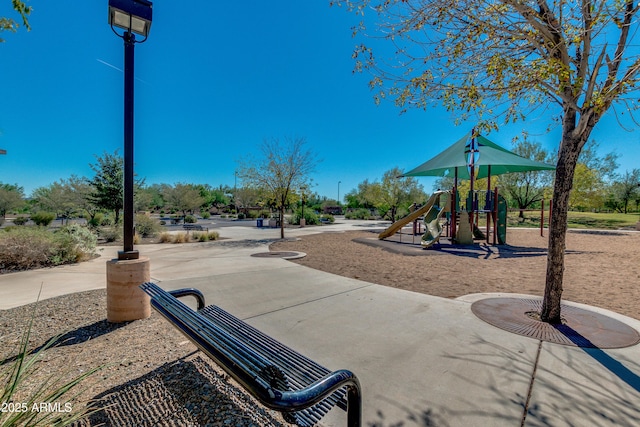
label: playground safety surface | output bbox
[471,297,640,348]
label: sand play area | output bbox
[270,227,640,321]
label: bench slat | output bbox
[200,305,348,422]
[146,286,279,378]
[140,282,361,427]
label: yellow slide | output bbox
[378,191,449,240]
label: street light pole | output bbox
[338,181,341,204]
[121,30,137,259]
[107,0,153,323]
[108,0,152,259]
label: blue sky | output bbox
[1,1,639,201]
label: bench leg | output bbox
[347,381,362,427]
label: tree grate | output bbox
[471,297,640,348]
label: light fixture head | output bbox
[108,0,153,38]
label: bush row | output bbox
[158,231,220,244]
[0,225,97,272]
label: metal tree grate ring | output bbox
[471,297,640,348]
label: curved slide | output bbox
[378,191,449,242]
[420,200,448,248]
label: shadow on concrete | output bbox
[559,324,640,393]
[87,355,285,427]
[442,335,640,427]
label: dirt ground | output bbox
[270,228,640,321]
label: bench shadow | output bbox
[1,320,129,366]
[86,355,285,427]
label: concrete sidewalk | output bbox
[1,221,639,426]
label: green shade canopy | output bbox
[403,132,555,180]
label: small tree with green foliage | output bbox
[0,183,24,218]
[87,151,124,224]
[162,183,205,220]
[496,136,555,218]
[605,169,640,214]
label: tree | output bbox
[0,183,24,218]
[345,179,379,210]
[377,167,425,222]
[578,140,619,183]
[496,136,554,218]
[87,151,124,224]
[605,169,640,213]
[568,140,619,211]
[339,0,640,323]
[31,180,77,224]
[237,137,317,239]
[196,184,230,213]
[1,0,31,42]
[570,163,604,211]
[68,175,101,222]
[162,183,205,219]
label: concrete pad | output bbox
[527,342,640,426]
[160,263,372,318]
[207,282,541,427]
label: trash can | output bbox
[257,218,263,227]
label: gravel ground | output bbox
[0,289,287,427]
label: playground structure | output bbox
[378,188,507,247]
[379,130,555,248]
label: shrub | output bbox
[100,214,113,226]
[320,214,335,224]
[184,215,197,224]
[87,213,104,229]
[0,226,96,272]
[0,228,51,271]
[207,231,220,241]
[345,208,372,220]
[135,214,163,237]
[51,225,98,264]
[290,209,319,225]
[173,232,190,243]
[201,211,211,219]
[31,211,56,227]
[237,213,246,220]
[12,216,28,226]
[159,232,173,243]
[100,227,121,243]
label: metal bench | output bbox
[183,224,206,231]
[140,282,361,427]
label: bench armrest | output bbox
[168,288,205,310]
[266,369,361,427]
